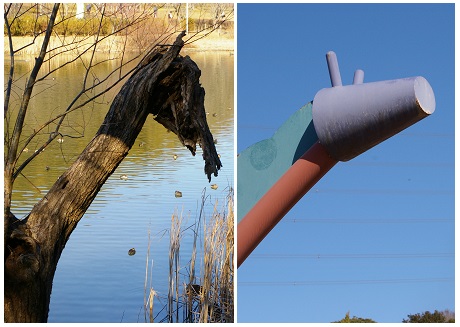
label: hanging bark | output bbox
[4,31,222,323]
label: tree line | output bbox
[333,310,455,323]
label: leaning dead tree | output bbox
[4,4,223,322]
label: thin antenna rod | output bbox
[353,69,365,85]
[326,51,342,87]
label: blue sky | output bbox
[236,3,454,323]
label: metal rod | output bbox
[353,69,364,85]
[326,51,342,87]
[237,141,337,267]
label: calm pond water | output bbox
[5,50,234,322]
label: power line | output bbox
[238,126,454,139]
[309,188,452,196]
[250,253,454,259]
[238,124,277,130]
[283,218,453,224]
[239,277,454,287]
[345,161,453,168]
[398,132,454,138]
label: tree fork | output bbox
[4,32,221,322]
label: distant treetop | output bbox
[333,311,376,323]
[403,309,455,323]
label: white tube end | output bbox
[414,76,436,115]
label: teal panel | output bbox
[237,102,318,222]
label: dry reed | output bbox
[144,188,234,323]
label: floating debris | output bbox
[211,184,218,190]
[173,154,178,160]
[128,248,136,256]
[45,166,50,171]
[212,113,218,117]
[218,154,221,158]
[175,190,182,198]
[23,148,29,153]
[139,141,146,147]
[120,175,128,180]
[213,139,218,144]
[57,138,64,143]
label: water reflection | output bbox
[5,50,233,322]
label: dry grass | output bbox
[144,188,234,323]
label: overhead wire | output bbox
[308,188,452,195]
[250,252,454,259]
[344,161,453,168]
[283,218,453,224]
[238,124,455,138]
[238,277,454,287]
[238,125,454,139]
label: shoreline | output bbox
[4,32,234,56]
[184,35,234,52]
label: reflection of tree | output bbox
[4,3,228,322]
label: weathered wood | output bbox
[4,31,221,322]
[150,54,222,181]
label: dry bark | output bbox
[4,31,222,322]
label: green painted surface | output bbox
[237,102,318,222]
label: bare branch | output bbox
[4,5,15,119]
[12,57,143,179]
[183,8,234,47]
[5,3,60,182]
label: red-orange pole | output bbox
[237,141,337,267]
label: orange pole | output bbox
[237,141,337,267]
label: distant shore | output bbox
[4,31,233,56]
[184,31,234,52]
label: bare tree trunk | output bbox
[4,32,221,323]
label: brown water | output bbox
[5,50,234,322]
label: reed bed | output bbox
[144,188,234,323]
